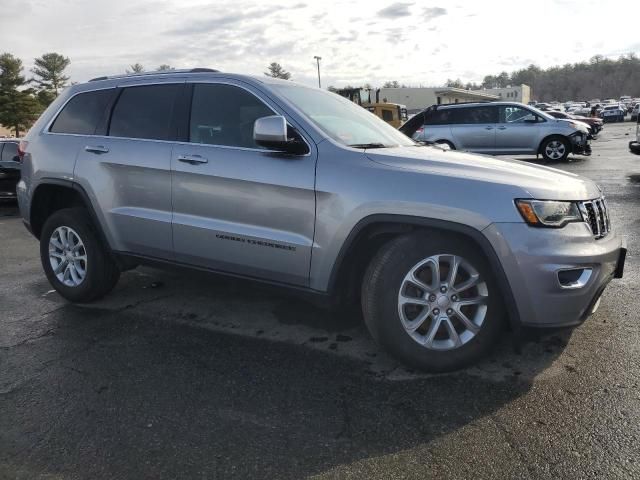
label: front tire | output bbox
[40,208,120,302]
[541,136,570,162]
[361,232,504,372]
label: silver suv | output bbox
[400,102,591,162]
[17,70,626,371]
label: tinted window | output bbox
[190,84,274,148]
[448,106,497,124]
[109,84,181,140]
[50,89,114,135]
[424,109,453,125]
[381,109,394,121]
[1,142,18,162]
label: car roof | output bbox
[82,68,298,90]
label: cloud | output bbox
[424,7,447,20]
[377,2,413,18]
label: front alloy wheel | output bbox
[398,254,488,351]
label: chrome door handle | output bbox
[85,145,109,154]
[177,154,208,165]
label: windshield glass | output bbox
[524,105,554,120]
[273,84,415,148]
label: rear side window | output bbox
[451,106,497,124]
[424,109,453,125]
[50,89,114,135]
[109,84,182,140]
[1,142,18,162]
[189,83,274,148]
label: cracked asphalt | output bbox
[1,122,639,479]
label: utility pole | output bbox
[314,56,322,88]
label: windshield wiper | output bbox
[347,143,388,149]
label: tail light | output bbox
[415,126,424,135]
[17,140,28,163]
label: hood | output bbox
[366,146,601,201]
[555,118,590,134]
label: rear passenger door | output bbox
[73,83,182,259]
[170,82,316,286]
[449,106,498,152]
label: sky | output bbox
[2,0,640,88]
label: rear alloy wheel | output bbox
[361,232,504,372]
[40,208,120,302]
[541,136,569,162]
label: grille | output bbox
[579,198,610,239]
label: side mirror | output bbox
[253,115,306,155]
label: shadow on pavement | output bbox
[0,288,571,479]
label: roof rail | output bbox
[89,67,220,82]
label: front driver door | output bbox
[171,82,316,286]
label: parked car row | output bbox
[399,101,591,162]
[0,139,20,200]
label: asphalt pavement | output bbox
[1,122,639,479]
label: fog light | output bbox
[558,268,592,289]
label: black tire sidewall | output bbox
[40,208,115,302]
[363,233,504,372]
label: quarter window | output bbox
[189,84,274,148]
[50,89,115,135]
[109,84,181,140]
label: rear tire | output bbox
[40,208,120,302]
[540,136,570,162]
[361,232,504,372]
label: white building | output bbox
[477,85,531,104]
[376,87,499,113]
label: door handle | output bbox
[497,126,507,130]
[177,154,208,165]
[85,145,109,154]
[484,127,494,130]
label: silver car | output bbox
[16,70,626,371]
[401,101,591,161]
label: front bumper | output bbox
[483,222,625,328]
[570,132,591,156]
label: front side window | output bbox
[500,105,539,123]
[189,84,274,148]
[50,89,115,135]
[381,109,394,121]
[109,84,181,140]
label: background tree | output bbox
[156,64,174,71]
[382,80,400,88]
[445,78,464,88]
[264,62,291,80]
[127,63,145,74]
[31,53,70,94]
[0,53,40,136]
[31,52,70,109]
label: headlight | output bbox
[515,199,583,227]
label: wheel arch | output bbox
[537,133,569,154]
[29,179,111,252]
[326,214,521,327]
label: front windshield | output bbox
[525,105,554,120]
[273,84,415,148]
